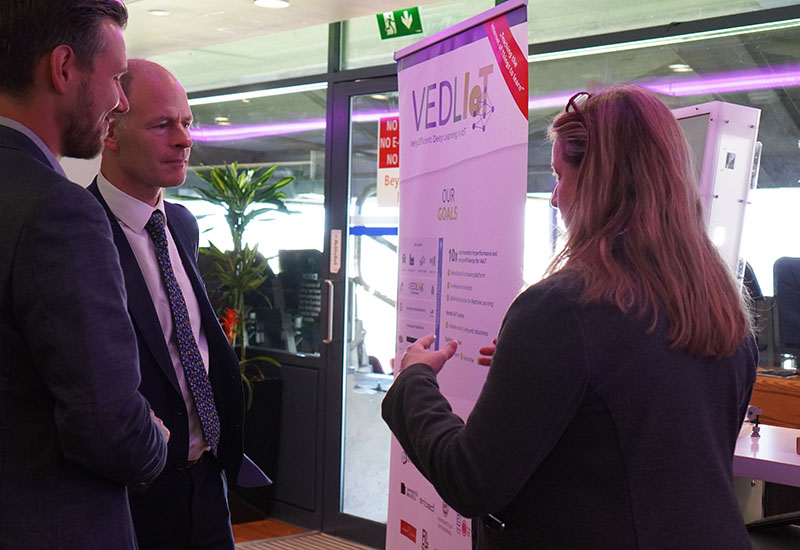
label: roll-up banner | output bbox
[387,1,529,547]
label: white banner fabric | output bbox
[387,1,529,548]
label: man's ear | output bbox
[49,45,78,94]
[104,119,120,151]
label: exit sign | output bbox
[377,8,423,40]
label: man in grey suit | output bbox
[89,59,247,550]
[0,2,168,549]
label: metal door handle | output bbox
[323,279,334,344]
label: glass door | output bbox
[323,75,398,548]
[340,90,399,521]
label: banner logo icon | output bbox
[400,519,417,542]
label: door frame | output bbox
[321,74,398,548]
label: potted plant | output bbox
[188,162,296,514]
[188,162,294,405]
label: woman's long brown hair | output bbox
[548,85,750,358]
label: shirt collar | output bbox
[97,171,166,233]
[0,116,67,177]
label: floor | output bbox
[233,519,377,549]
[341,371,393,524]
[236,531,376,549]
[233,519,307,544]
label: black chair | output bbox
[744,261,765,302]
[773,257,800,359]
[742,262,777,363]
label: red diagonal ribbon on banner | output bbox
[483,15,528,120]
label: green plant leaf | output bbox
[189,163,298,382]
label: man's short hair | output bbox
[0,0,128,98]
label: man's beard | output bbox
[61,78,105,159]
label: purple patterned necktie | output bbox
[145,210,220,456]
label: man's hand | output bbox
[398,333,458,375]
[150,409,170,444]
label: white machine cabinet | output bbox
[673,101,762,278]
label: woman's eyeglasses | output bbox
[566,91,592,113]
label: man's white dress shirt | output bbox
[97,173,210,460]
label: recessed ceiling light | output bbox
[214,116,230,123]
[669,63,693,72]
[148,9,171,16]
[254,0,289,8]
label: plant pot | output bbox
[231,375,282,519]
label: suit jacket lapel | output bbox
[87,182,181,392]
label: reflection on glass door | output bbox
[340,92,400,524]
[176,85,328,356]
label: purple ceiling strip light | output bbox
[191,118,326,142]
[642,65,800,96]
[528,92,581,111]
[351,110,398,122]
[191,111,395,142]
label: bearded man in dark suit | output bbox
[88,59,248,550]
[0,2,169,549]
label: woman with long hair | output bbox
[383,85,757,549]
